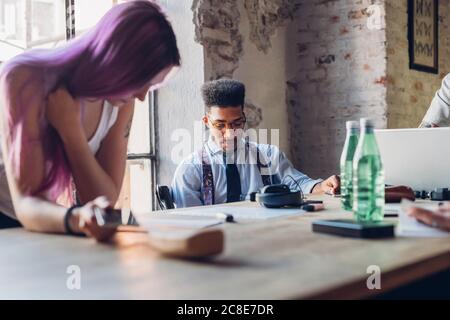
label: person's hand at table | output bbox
[407,202,450,232]
[68,196,118,241]
[312,175,340,195]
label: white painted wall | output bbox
[233,0,290,157]
[155,0,205,186]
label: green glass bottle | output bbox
[340,121,359,211]
[352,118,385,222]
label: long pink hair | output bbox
[0,0,180,201]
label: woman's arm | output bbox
[0,68,114,239]
[0,68,64,232]
[15,194,115,241]
[88,101,134,205]
[46,88,134,205]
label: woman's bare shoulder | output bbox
[0,65,46,123]
[1,64,43,94]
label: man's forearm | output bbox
[311,182,323,194]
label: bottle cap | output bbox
[360,118,375,128]
[346,121,359,130]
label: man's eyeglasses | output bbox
[207,114,246,131]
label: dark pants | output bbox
[374,267,450,299]
[0,212,22,229]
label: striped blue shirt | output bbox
[171,138,322,208]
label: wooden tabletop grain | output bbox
[1,196,449,299]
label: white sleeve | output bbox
[421,74,450,127]
[268,145,323,194]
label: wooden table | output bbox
[1,196,450,299]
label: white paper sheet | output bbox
[384,203,401,216]
[398,199,450,237]
[136,214,224,232]
[165,204,306,222]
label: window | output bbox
[0,0,66,61]
[0,0,156,213]
[126,92,157,213]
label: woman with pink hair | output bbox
[0,1,180,239]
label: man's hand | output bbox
[407,203,450,232]
[312,175,340,195]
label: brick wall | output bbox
[286,0,388,177]
[192,0,243,79]
[193,0,388,178]
[386,0,450,128]
[156,0,205,185]
[191,0,450,179]
[192,0,297,156]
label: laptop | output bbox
[374,127,450,192]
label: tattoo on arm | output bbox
[124,116,133,138]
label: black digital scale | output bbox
[312,219,396,239]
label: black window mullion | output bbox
[65,0,75,41]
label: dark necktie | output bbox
[224,153,241,203]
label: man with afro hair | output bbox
[171,79,340,207]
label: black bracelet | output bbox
[64,205,85,236]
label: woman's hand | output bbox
[407,203,450,232]
[69,196,118,242]
[46,87,82,140]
